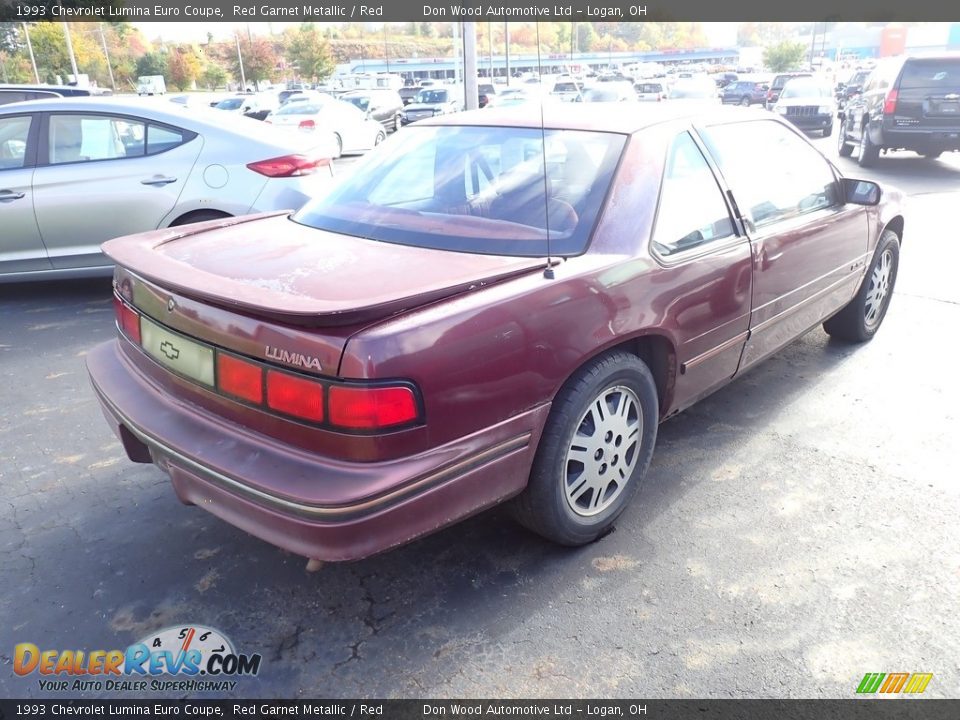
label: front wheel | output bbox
[510,352,659,546]
[823,230,899,343]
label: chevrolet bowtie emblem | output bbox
[160,341,180,360]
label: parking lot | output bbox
[2,130,959,699]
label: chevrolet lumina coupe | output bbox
[87,105,904,563]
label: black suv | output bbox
[765,72,812,109]
[838,54,960,167]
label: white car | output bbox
[266,98,386,158]
[0,97,334,282]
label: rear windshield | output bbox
[416,89,449,103]
[900,59,960,89]
[638,83,663,93]
[293,125,625,257]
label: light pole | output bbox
[235,34,247,90]
[23,23,39,83]
[98,23,116,91]
[62,22,80,82]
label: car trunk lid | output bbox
[103,212,547,330]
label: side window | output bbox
[146,124,185,155]
[700,120,839,232]
[48,115,146,165]
[0,115,32,170]
[651,132,736,257]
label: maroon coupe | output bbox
[87,105,904,563]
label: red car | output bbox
[87,105,904,564]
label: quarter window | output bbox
[700,120,839,232]
[147,124,185,155]
[0,115,32,170]
[651,132,736,257]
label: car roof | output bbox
[423,104,771,134]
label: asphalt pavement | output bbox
[1,131,959,700]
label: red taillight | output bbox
[883,89,898,115]
[266,370,324,422]
[217,353,263,405]
[246,154,329,178]
[113,296,141,345]
[328,385,418,430]
[298,119,315,130]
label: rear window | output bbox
[638,84,663,93]
[293,125,625,257]
[417,89,449,103]
[899,59,960,89]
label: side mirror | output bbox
[843,178,881,206]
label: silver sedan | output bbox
[0,97,335,283]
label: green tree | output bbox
[763,40,807,72]
[286,23,334,82]
[136,51,168,78]
[200,63,228,90]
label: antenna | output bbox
[535,22,555,280]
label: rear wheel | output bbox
[510,352,659,546]
[837,120,854,157]
[823,230,899,343]
[858,123,880,168]
[332,133,343,159]
[739,96,750,106]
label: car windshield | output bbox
[293,125,626,257]
[345,95,369,111]
[417,89,449,103]
[216,98,244,110]
[780,80,831,98]
[276,102,323,115]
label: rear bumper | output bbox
[87,340,549,561]
[877,127,960,152]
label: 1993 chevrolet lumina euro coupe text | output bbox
[87,105,905,563]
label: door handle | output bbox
[0,190,25,200]
[140,177,178,186]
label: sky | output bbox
[133,21,742,47]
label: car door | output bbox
[699,119,869,371]
[31,112,202,270]
[0,112,50,276]
[648,131,753,407]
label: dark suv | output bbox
[836,69,871,111]
[838,54,960,166]
[765,72,812,109]
[722,80,769,106]
[340,89,404,133]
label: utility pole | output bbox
[451,20,460,85]
[504,22,510,86]
[62,21,79,82]
[464,21,478,110]
[235,34,247,90]
[23,23,40,83]
[488,22,493,79]
[384,24,390,74]
[98,23,116,91]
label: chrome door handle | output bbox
[140,177,177,186]
[0,190,25,200]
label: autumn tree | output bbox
[167,45,202,90]
[763,40,807,72]
[286,23,334,82]
[201,63,228,90]
[233,36,277,87]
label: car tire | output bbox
[837,120,855,157]
[332,133,343,159]
[823,229,899,343]
[374,130,386,146]
[394,114,401,132]
[858,123,880,168]
[170,210,231,227]
[510,352,659,546]
[921,150,942,159]
[739,96,750,106]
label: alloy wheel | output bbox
[864,248,893,328]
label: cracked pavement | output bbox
[1,143,959,699]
